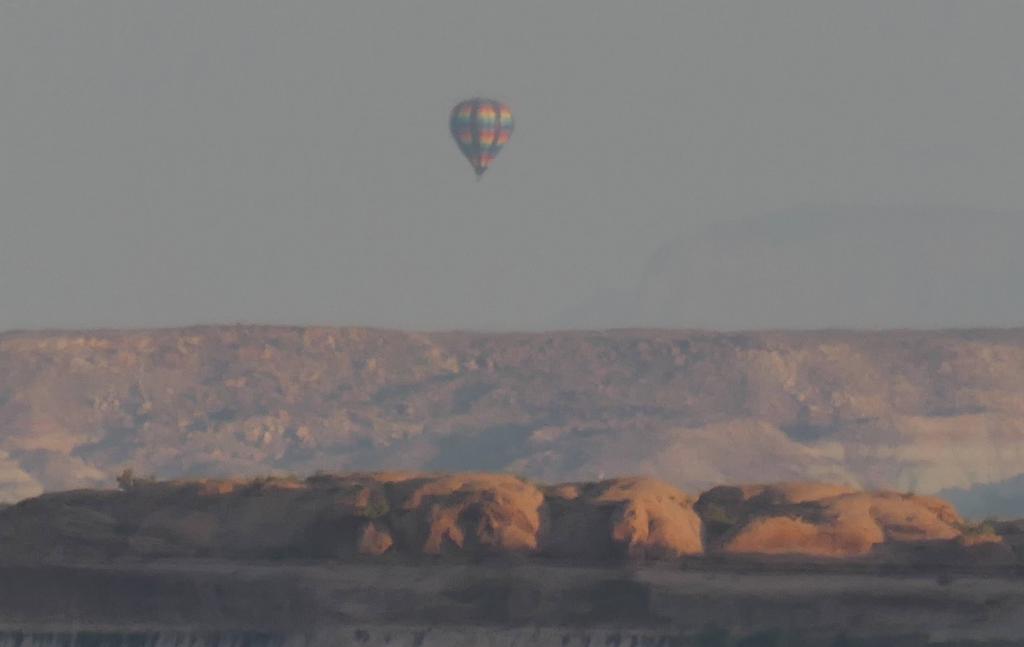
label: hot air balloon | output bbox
[449,98,513,178]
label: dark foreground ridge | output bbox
[1,561,1024,645]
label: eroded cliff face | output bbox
[2,327,1024,510]
[0,473,705,563]
[695,482,1012,563]
[0,473,1013,565]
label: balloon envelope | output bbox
[450,98,513,178]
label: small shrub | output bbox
[701,502,742,529]
[959,518,999,537]
[115,468,155,491]
[115,468,135,491]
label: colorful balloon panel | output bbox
[449,98,513,177]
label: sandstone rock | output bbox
[357,522,393,556]
[697,482,986,560]
[389,473,545,556]
[0,452,42,505]
[542,477,702,559]
[0,472,1017,567]
[0,472,697,563]
[2,326,1024,509]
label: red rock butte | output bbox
[0,472,1018,566]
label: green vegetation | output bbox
[699,501,744,545]
[700,502,741,528]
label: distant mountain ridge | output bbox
[1,326,1024,516]
[941,474,1024,520]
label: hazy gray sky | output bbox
[2,1,1022,331]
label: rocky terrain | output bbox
[2,326,1024,517]
[1,472,1017,566]
[1,473,1023,645]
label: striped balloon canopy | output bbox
[449,98,514,178]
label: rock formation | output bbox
[696,482,1012,563]
[0,472,1015,566]
[2,326,1024,517]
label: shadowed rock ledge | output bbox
[1,472,1017,566]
